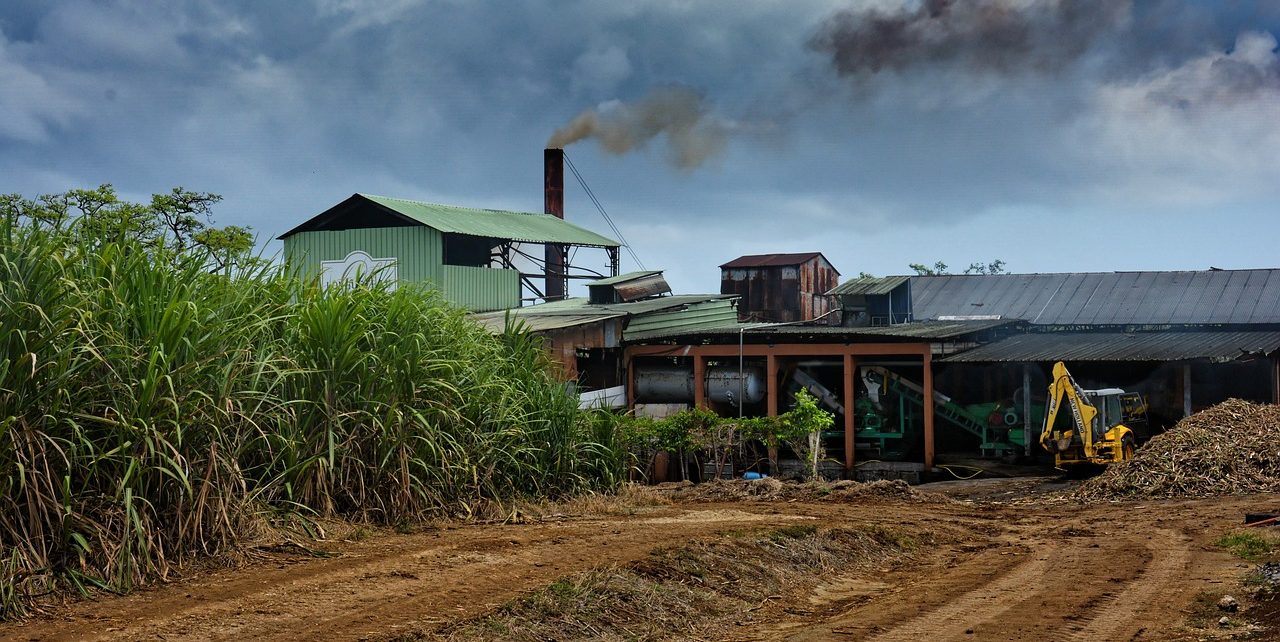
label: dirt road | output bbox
[0,482,1268,642]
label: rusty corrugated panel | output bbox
[720,252,830,269]
[613,273,672,302]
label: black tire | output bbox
[1121,433,1136,461]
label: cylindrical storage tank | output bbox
[634,366,766,405]
[705,367,765,405]
[634,366,694,402]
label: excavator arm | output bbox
[1039,362,1098,456]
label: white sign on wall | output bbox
[320,251,398,290]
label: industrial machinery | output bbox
[1039,361,1145,468]
[856,366,1034,459]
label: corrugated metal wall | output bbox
[441,265,519,312]
[283,227,518,311]
[721,258,839,323]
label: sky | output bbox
[2,0,1279,295]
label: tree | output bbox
[909,259,1007,276]
[1,184,255,272]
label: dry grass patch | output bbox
[428,523,939,641]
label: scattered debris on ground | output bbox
[1076,399,1280,500]
[654,478,950,504]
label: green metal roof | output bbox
[280,194,621,247]
[361,195,620,247]
[588,270,663,286]
[468,294,737,335]
[826,275,910,296]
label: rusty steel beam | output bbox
[693,355,706,409]
[843,353,856,474]
[624,342,931,359]
[626,353,636,411]
[767,354,779,474]
[922,350,935,470]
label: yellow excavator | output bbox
[1039,361,1144,469]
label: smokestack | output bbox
[544,148,566,301]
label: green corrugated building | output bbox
[279,193,622,311]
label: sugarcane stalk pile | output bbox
[1077,399,1280,500]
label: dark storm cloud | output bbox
[1,1,1278,292]
[809,0,1131,77]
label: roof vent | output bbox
[587,271,671,304]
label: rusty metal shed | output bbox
[720,252,840,324]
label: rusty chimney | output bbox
[544,148,566,301]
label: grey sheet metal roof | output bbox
[941,330,1280,363]
[910,270,1280,325]
[827,276,910,296]
[624,319,1016,343]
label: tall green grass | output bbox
[0,196,619,617]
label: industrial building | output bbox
[279,147,1280,482]
[615,267,1280,480]
[278,150,621,311]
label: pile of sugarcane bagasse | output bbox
[1077,399,1280,500]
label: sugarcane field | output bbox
[5,1,1280,641]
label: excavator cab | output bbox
[1039,363,1141,469]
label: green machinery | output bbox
[856,366,1042,459]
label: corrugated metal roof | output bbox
[941,330,1280,363]
[720,252,833,269]
[281,194,621,247]
[624,319,1016,343]
[623,299,740,340]
[827,276,910,296]
[589,270,662,286]
[469,294,736,335]
[910,270,1280,325]
[470,312,621,334]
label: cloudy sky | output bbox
[2,0,1278,294]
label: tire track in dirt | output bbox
[1061,528,1192,642]
[865,552,1051,642]
[0,507,811,642]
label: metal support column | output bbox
[693,355,706,409]
[767,354,779,473]
[1272,355,1279,405]
[843,354,857,475]
[1183,363,1193,418]
[922,350,935,470]
[626,354,636,411]
[1022,365,1032,457]
[608,247,620,278]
